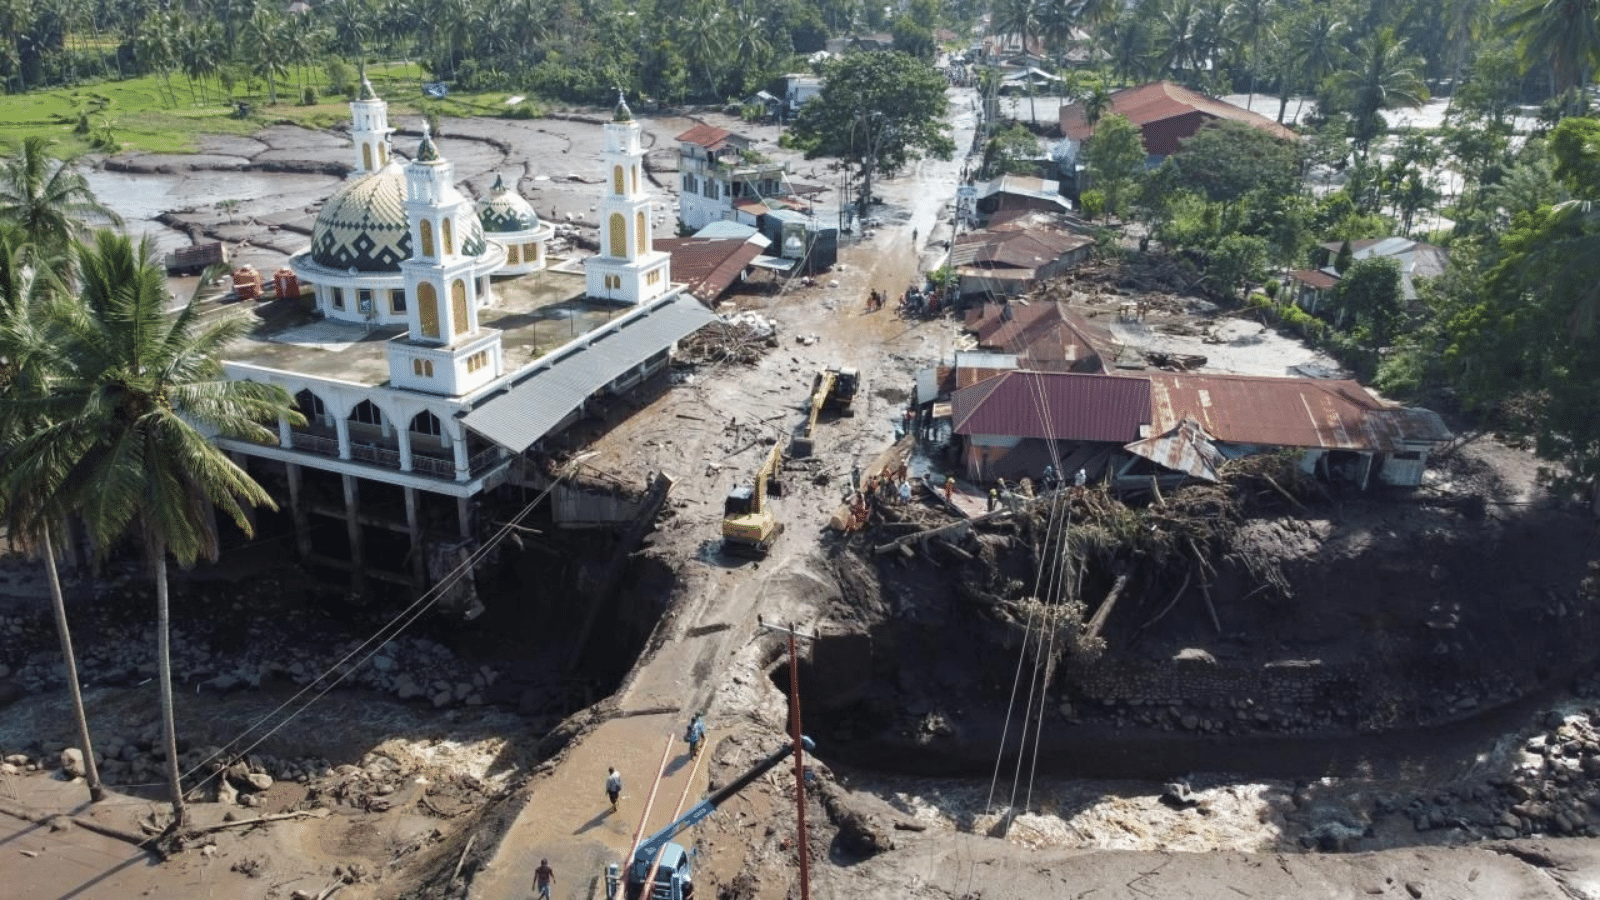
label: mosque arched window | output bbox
[613,165,624,196]
[451,279,468,336]
[293,390,329,429]
[418,282,440,339]
[349,400,383,427]
[609,213,626,258]
[411,410,442,436]
[443,218,455,256]
[636,212,646,255]
[631,165,638,193]
[362,143,373,171]
[419,220,435,257]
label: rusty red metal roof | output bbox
[952,371,1149,442]
[966,301,1115,373]
[1143,372,1450,451]
[654,236,767,303]
[1123,417,1225,482]
[675,123,736,150]
[1060,81,1297,154]
[1290,268,1338,290]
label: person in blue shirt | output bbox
[685,712,707,759]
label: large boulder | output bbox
[59,748,86,779]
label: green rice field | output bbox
[0,60,521,158]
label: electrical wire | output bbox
[171,461,581,796]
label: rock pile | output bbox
[0,602,497,711]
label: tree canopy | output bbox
[788,51,953,209]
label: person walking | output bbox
[685,712,707,759]
[605,766,622,812]
[943,476,955,503]
[534,858,556,900]
[987,488,997,513]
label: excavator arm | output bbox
[792,370,837,457]
[752,442,783,515]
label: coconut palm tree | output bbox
[0,231,300,828]
[994,0,1044,120]
[1285,9,1343,124]
[1327,27,1428,157]
[0,226,104,804]
[1103,10,1156,83]
[1505,0,1600,110]
[1228,0,1279,111]
[0,137,122,267]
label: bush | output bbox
[301,85,319,105]
[1079,189,1106,221]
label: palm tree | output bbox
[0,226,104,805]
[1154,0,1203,81]
[1327,27,1428,156]
[1103,10,1156,83]
[1505,0,1600,109]
[0,138,122,268]
[0,232,301,829]
[994,0,1044,120]
[1228,0,1278,111]
[1286,9,1342,124]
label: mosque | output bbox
[218,82,713,595]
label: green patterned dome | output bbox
[311,166,411,272]
[478,174,540,233]
[310,165,490,272]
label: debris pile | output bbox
[678,313,779,366]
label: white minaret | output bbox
[390,123,503,396]
[585,92,671,304]
[349,66,393,175]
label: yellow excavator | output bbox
[721,443,784,557]
[791,366,860,457]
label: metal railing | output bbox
[290,432,340,457]
[285,431,503,480]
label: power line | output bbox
[173,461,582,795]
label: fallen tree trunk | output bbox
[1082,573,1129,643]
[192,807,331,834]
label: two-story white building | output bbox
[675,124,792,232]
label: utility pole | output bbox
[759,618,818,900]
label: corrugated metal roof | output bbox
[462,293,715,451]
[966,300,1114,372]
[1060,81,1298,152]
[951,371,1149,441]
[1143,372,1450,452]
[1123,417,1225,482]
[676,123,738,150]
[694,221,760,240]
[654,236,769,302]
[1290,268,1337,290]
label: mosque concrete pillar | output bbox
[405,486,426,593]
[457,496,472,539]
[343,473,366,595]
[397,427,414,472]
[335,416,352,461]
[278,415,292,448]
[452,429,470,481]
[286,462,311,560]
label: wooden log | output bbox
[194,807,331,834]
[1259,473,1305,510]
[934,538,974,561]
[1082,573,1129,642]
